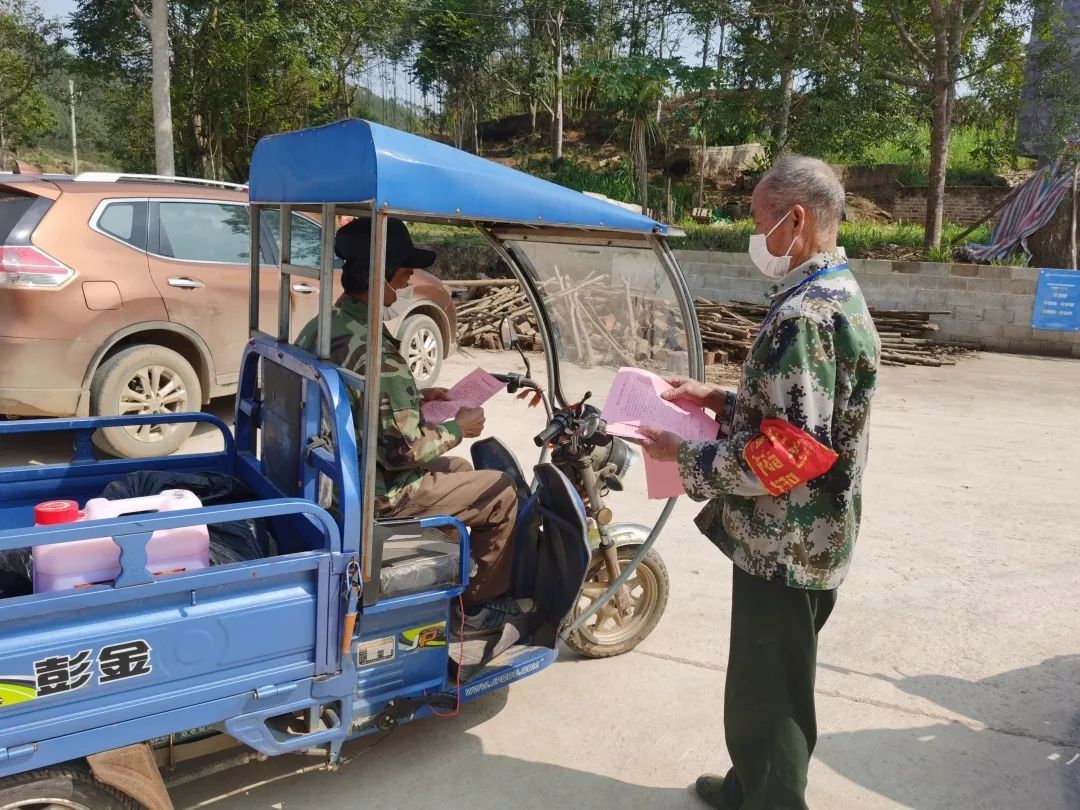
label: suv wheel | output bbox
[400,314,443,386]
[90,345,202,458]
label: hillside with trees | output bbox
[2,0,1076,254]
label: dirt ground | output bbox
[4,350,1077,809]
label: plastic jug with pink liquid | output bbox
[32,490,210,593]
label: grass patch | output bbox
[410,222,485,246]
[843,126,1010,187]
[676,219,993,261]
[11,148,119,174]
[415,217,994,263]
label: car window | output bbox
[262,210,323,269]
[157,201,250,263]
[97,201,148,250]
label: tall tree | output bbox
[0,0,64,166]
[581,55,678,209]
[411,0,505,152]
[875,0,1029,248]
[132,0,174,175]
[732,0,858,155]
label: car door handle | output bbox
[168,276,204,290]
[292,283,316,294]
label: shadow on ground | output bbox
[169,688,697,810]
[817,656,1080,809]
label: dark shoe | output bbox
[453,597,535,638]
[695,774,732,809]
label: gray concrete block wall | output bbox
[673,249,1080,358]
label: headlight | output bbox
[590,437,637,490]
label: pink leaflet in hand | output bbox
[421,368,507,424]
[600,368,718,500]
[601,368,716,441]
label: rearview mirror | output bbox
[499,317,518,351]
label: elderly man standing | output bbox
[641,155,881,809]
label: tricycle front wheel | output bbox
[0,764,143,809]
[565,545,669,659]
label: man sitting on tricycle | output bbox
[295,217,526,637]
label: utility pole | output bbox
[68,80,79,175]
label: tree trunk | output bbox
[701,25,711,69]
[472,97,480,155]
[775,63,794,153]
[698,129,707,207]
[923,30,954,251]
[149,0,175,176]
[553,8,564,159]
[633,117,648,211]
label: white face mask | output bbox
[748,210,797,279]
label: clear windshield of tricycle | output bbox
[507,240,693,409]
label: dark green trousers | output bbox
[719,564,838,810]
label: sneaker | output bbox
[452,598,536,638]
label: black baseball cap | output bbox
[335,217,436,292]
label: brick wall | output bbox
[885,186,1012,225]
[674,250,1080,358]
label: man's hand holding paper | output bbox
[600,368,720,499]
[421,368,506,425]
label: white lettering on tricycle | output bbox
[463,660,542,698]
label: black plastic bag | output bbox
[98,471,269,565]
[0,550,31,598]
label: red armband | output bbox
[743,418,838,496]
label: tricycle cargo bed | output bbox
[0,415,346,777]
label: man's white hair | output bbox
[758,154,845,233]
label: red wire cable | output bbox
[430,594,465,718]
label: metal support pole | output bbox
[68,80,78,174]
[649,234,705,382]
[277,204,292,341]
[248,205,262,335]
[316,203,337,359]
[359,212,387,580]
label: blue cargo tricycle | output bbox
[0,119,703,808]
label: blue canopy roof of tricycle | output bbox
[248,119,668,235]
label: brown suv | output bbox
[0,173,457,458]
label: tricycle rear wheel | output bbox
[565,545,669,659]
[0,764,143,810]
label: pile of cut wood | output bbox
[449,277,686,369]
[696,300,969,367]
[449,280,971,369]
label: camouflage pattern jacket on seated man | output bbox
[677,249,881,590]
[296,295,462,513]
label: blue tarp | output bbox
[248,119,667,235]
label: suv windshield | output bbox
[507,240,692,407]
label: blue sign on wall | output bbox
[1032,269,1080,332]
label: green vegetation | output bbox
[840,126,1019,187]
[2,0,1057,253]
[413,219,997,263]
[676,220,993,261]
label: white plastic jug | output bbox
[32,490,210,593]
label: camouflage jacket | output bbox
[296,296,461,512]
[677,249,880,590]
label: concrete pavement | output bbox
[6,351,1077,808]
